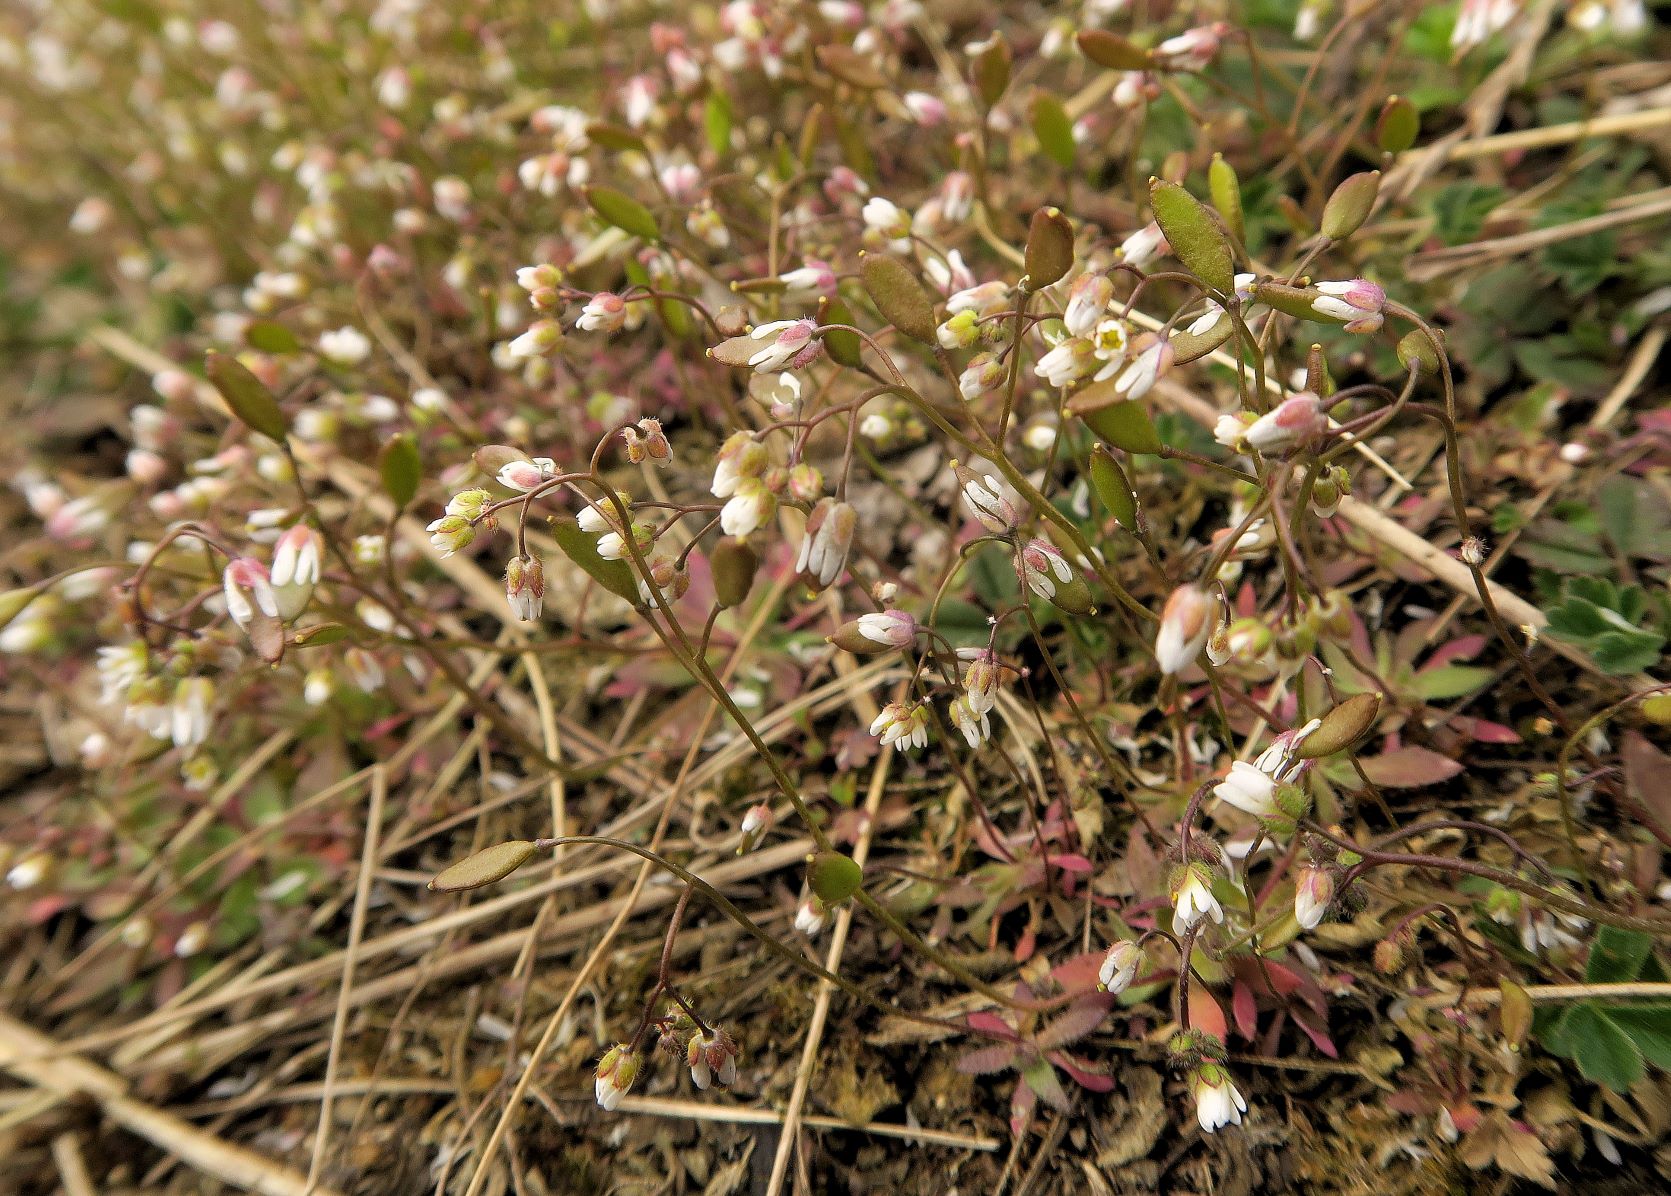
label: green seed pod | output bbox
[430,840,539,892]
[861,254,938,346]
[1375,95,1419,155]
[1070,389,1162,455]
[711,538,758,608]
[1208,154,1244,243]
[1076,29,1153,71]
[1022,207,1075,292]
[808,851,864,905]
[1397,329,1443,377]
[1088,445,1139,532]
[1049,576,1097,616]
[1320,170,1381,241]
[1296,692,1383,759]
[206,351,288,443]
[1149,179,1234,295]
[1254,281,1327,321]
[584,185,660,242]
[971,32,1012,109]
[817,295,865,368]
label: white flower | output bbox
[1191,1064,1247,1133]
[1098,940,1143,994]
[170,677,213,748]
[796,499,856,589]
[948,694,991,748]
[1063,273,1115,338]
[1171,864,1224,935]
[269,524,322,620]
[856,609,917,649]
[1035,337,1095,388]
[923,249,974,296]
[317,326,371,365]
[1214,761,1279,818]
[1113,335,1173,399]
[594,1045,638,1111]
[1155,585,1213,675]
[719,479,775,537]
[871,700,929,750]
[1118,221,1168,268]
[1294,868,1334,930]
[795,897,827,936]
[1088,316,1131,381]
[576,292,627,332]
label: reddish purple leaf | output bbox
[1426,634,1486,667]
[1050,1052,1116,1092]
[1232,979,1258,1040]
[956,1044,1019,1075]
[1036,996,1112,1049]
[1291,1010,1339,1058]
[1358,745,1463,788]
[1047,852,1094,874]
[966,1011,1017,1039]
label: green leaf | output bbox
[1030,94,1076,169]
[585,186,659,241]
[549,516,641,606]
[1592,632,1666,675]
[1149,180,1234,294]
[1428,182,1505,247]
[205,351,288,442]
[378,432,421,508]
[245,320,301,354]
[704,90,733,156]
[1557,1003,1644,1091]
[1413,664,1495,701]
[1603,1004,1671,1071]
[1586,927,1653,984]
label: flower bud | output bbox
[594,1045,639,1111]
[505,554,545,621]
[686,1028,739,1090]
[1243,392,1327,455]
[1098,940,1143,994]
[870,700,929,750]
[795,499,856,591]
[269,524,323,621]
[1294,867,1335,929]
[1155,585,1214,675]
[954,463,1018,534]
[711,538,759,608]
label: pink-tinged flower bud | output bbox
[738,803,774,853]
[637,555,692,605]
[1311,279,1386,334]
[859,609,918,649]
[939,170,975,223]
[744,319,823,372]
[871,700,929,750]
[777,259,837,299]
[506,319,563,360]
[594,1044,639,1111]
[1118,221,1170,269]
[924,249,975,297]
[577,292,628,333]
[426,515,476,557]
[1294,867,1335,930]
[959,647,1001,714]
[686,1027,739,1090]
[1018,538,1073,600]
[1098,940,1143,994]
[1156,22,1227,71]
[497,456,558,493]
[1155,585,1214,676]
[1112,70,1160,109]
[222,558,279,627]
[1170,862,1225,935]
[126,449,168,485]
[948,694,991,748]
[822,165,869,205]
[947,280,1009,316]
[1064,272,1115,338]
[794,896,827,936]
[719,478,776,537]
[505,554,545,621]
[796,498,857,590]
[516,263,563,293]
[954,463,1018,534]
[367,243,408,277]
[901,90,948,126]
[1213,412,1254,450]
[788,463,823,503]
[269,524,323,620]
[637,417,671,464]
[1113,333,1173,399]
[959,352,1008,400]
[1191,1061,1247,1133]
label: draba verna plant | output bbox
[3,0,1671,1192]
